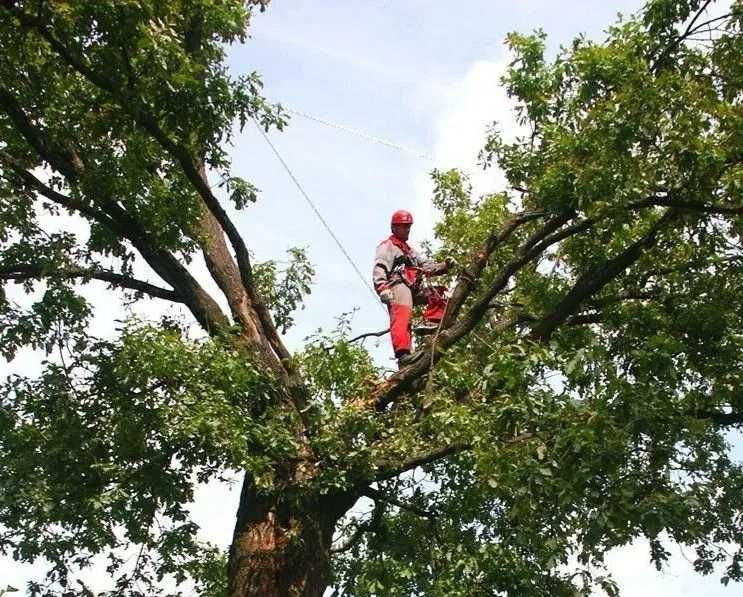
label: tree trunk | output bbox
[228,474,355,597]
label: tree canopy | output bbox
[0,0,742,595]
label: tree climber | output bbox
[373,210,451,368]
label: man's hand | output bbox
[379,288,393,305]
[427,258,454,276]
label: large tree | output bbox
[1,0,741,595]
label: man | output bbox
[373,210,450,367]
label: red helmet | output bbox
[391,210,413,225]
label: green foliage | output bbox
[0,321,284,592]
[220,174,259,209]
[431,168,512,267]
[0,283,91,360]
[253,247,315,333]
[0,0,286,287]
[296,313,385,490]
[332,2,743,594]
[183,547,229,597]
[0,0,742,595]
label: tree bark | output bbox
[228,476,355,597]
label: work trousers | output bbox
[387,283,420,356]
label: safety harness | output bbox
[385,234,420,287]
[385,235,447,324]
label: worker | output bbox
[373,210,450,367]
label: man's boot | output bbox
[412,321,440,336]
[396,350,421,369]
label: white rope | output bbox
[285,107,435,161]
[253,120,386,311]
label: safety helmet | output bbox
[391,210,413,225]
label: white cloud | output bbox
[412,57,524,239]
[604,539,735,597]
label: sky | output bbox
[2,0,740,595]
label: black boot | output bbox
[396,350,421,369]
[412,321,440,336]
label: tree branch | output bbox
[375,442,470,482]
[0,86,85,181]
[319,329,391,353]
[529,209,678,343]
[362,486,437,520]
[694,410,743,427]
[630,195,743,215]
[651,4,734,72]
[0,264,181,302]
[0,97,229,334]
[329,521,369,555]
[177,11,288,369]
[349,329,390,343]
[0,5,290,366]
[681,1,715,42]
[0,150,113,227]
[375,433,536,482]
[330,500,385,555]
[441,209,551,327]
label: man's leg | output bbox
[388,283,413,359]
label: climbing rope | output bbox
[253,119,386,311]
[285,107,434,161]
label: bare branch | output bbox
[375,433,536,482]
[330,501,384,555]
[651,5,736,71]
[362,486,437,520]
[695,410,743,427]
[319,329,392,353]
[682,11,738,41]
[0,264,181,302]
[681,1,715,42]
[349,329,390,344]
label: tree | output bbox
[0,0,741,594]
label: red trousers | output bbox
[388,283,414,356]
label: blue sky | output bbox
[220,0,660,359]
[216,3,738,595]
[2,1,739,594]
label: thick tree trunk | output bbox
[228,475,354,597]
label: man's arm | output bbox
[423,261,450,276]
[373,241,394,296]
[413,247,450,276]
